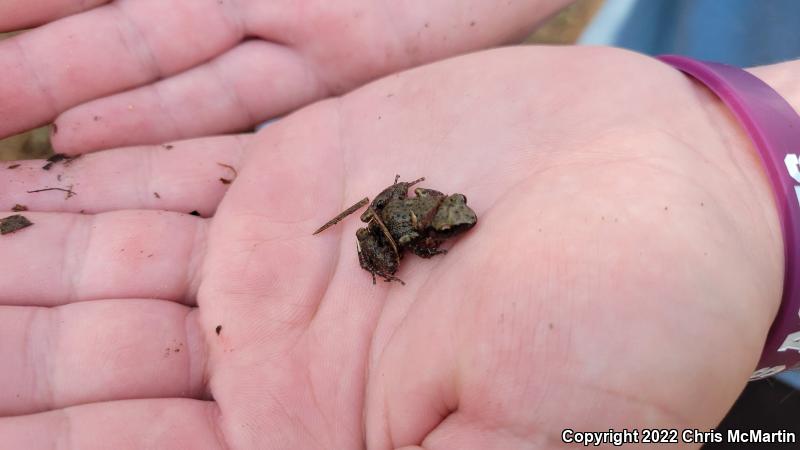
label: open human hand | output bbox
[0,46,792,449]
[0,0,570,155]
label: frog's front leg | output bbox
[410,238,447,258]
[411,247,448,258]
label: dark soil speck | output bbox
[1,215,33,235]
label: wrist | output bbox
[662,56,800,378]
[748,60,800,115]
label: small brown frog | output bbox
[314,176,477,284]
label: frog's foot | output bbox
[382,274,406,285]
[366,268,403,286]
[413,246,447,259]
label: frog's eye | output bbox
[444,193,466,205]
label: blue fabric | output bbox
[582,0,800,67]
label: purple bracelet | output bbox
[657,55,800,380]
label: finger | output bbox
[0,301,207,416]
[0,211,205,307]
[53,41,321,153]
[0,0,243,138]
[1,135,250,214]
[0,0,109,31]
[0,399,224,450]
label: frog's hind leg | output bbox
[367,209,400,263]
[357,239,378,284]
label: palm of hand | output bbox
[0,47,782,449]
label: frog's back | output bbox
[372,183,409,209]
[361,177,426,222]
[361,182,410,221]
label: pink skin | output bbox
[0,46,794,448]
[0,0,571,154]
